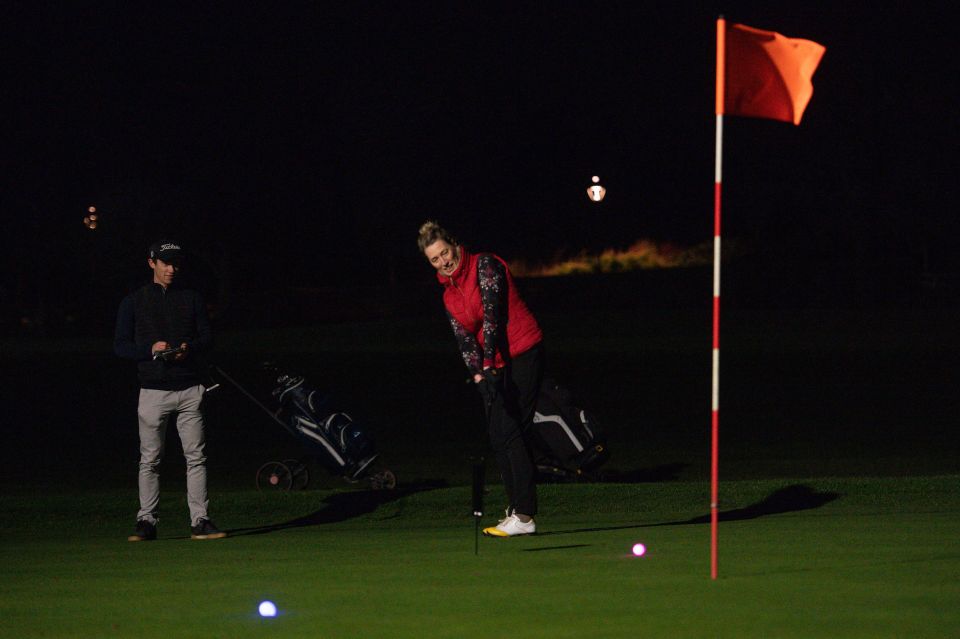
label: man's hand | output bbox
[151,342,187,361]
[173,343,189,362]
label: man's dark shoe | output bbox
[127,519,157,542]
[191,518,227,540]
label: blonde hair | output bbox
[417,220,458,254]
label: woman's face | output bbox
[424,239,460,277]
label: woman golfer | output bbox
[418,221,544,536]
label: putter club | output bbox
[472,458,485,555]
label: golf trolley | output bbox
[211,366,396,492]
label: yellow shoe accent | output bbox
[483,526,510,537]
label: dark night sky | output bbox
[4,2,959,313]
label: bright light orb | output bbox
[631,543,647,557]
[258,601,278,617]
[587,175,606,202]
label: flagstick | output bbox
[711,16,725,581]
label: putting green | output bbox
[2,476,958,638]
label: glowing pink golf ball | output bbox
[632,543,647,557]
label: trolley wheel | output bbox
[368,468,397,490]
[256,461,293,491]
[283,458,310,490]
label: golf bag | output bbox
[529,378,608,479]
[271,373,379,481]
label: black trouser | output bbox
[481,344,544,517]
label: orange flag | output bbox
[722,22,826,125]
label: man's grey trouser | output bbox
[136,385,208,526]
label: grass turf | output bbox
[3,306,959,636]
[2,476,959,638]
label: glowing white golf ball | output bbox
[258,601,277,617]
[632,543,647,557]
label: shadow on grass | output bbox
[671,484,842,525]
[225,480,449,536]
[600,463,688,483]
[523,544,591,552]
[536,463,688,484]
[538,484,842,537]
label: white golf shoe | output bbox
[483,510,536,537]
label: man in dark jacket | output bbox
[114,240,225,541]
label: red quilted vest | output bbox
[438,246,543,368]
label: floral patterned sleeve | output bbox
[477,254,506,368]
[447,311,482,374]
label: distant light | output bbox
[258,601,278,617]
[631,543,646,557]
[587,175,606,202]
[83,206,100,229]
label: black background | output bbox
[4,2,959,331]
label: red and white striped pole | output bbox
[711,16,725,581]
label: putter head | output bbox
[471,457,485,517]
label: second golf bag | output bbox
[528,378,608,480]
